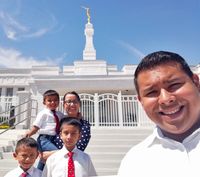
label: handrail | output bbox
[0,117,29,135]
[0,98,38,135]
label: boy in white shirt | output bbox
[4,137,42,177]
[25,90,64,170]
[42,117,97,177]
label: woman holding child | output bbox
[41,91,91,167]
[62,91,91,151]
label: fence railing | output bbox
[78,93,153,127]
[0,92,154,129]
[0,95,38,134]
[0,96,18,122]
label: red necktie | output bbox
[68,152,75,177]
[52,110,60,134]
[21,172,27,177]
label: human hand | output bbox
[41,151,57,160]
[24,131,31,138]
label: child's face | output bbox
[44,95,59,110]
[13,145,39,171]
[60,124,81,151]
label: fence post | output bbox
[16,91,31,129]
[137,102,142,127]
[118,91,123,127]
[94,93,99,127]
[9,106,15,128]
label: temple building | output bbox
[0,11,200,128]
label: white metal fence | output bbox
[60,93,153,127]
[0,93,154,128]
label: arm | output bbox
[40,150,58,161]
[25,110,44,137]
[25,126,39,137]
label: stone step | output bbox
[0,158,18,167]
[97,168,118,176]
[0,129,27,145]
[93,159,120,168]
[89,152,125,161]
[90,134,149,140]
[0,145,14,153]
[91,127,153,133]
[0,129,27,137]
[91,130,151,134]
[88,138,144,146]
[86,144,133,153]
[0,168,14,177]
[1,152,13,159]
[0,139,16,146]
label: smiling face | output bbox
[44,95,59,111]
[137,63,200,136]
[63,93,80,117]
[13,145,38,171]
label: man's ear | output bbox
[192,74,200,91]
[137,95,141,102]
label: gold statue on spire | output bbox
[82,6,91,23]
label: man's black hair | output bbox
[134,51,193,95]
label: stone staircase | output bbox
[86,127,153,176]
[0,127,153,177]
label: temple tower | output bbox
[82,7,96,60]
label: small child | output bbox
[4,137,42,177]
[42,117,97,177]
[25,89,64,170]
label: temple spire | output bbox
[82,6,91,24]
[82,7,96,60]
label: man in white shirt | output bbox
[118,51,200,177]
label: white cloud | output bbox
[6,29,17,40]
[118,41,145,60]
[0,10,55,40]
[22,28,50,38]
[0,11,28,40]
[0,47,64,68]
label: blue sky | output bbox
[0,0,199,69]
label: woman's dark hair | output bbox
[63,91,81,105]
